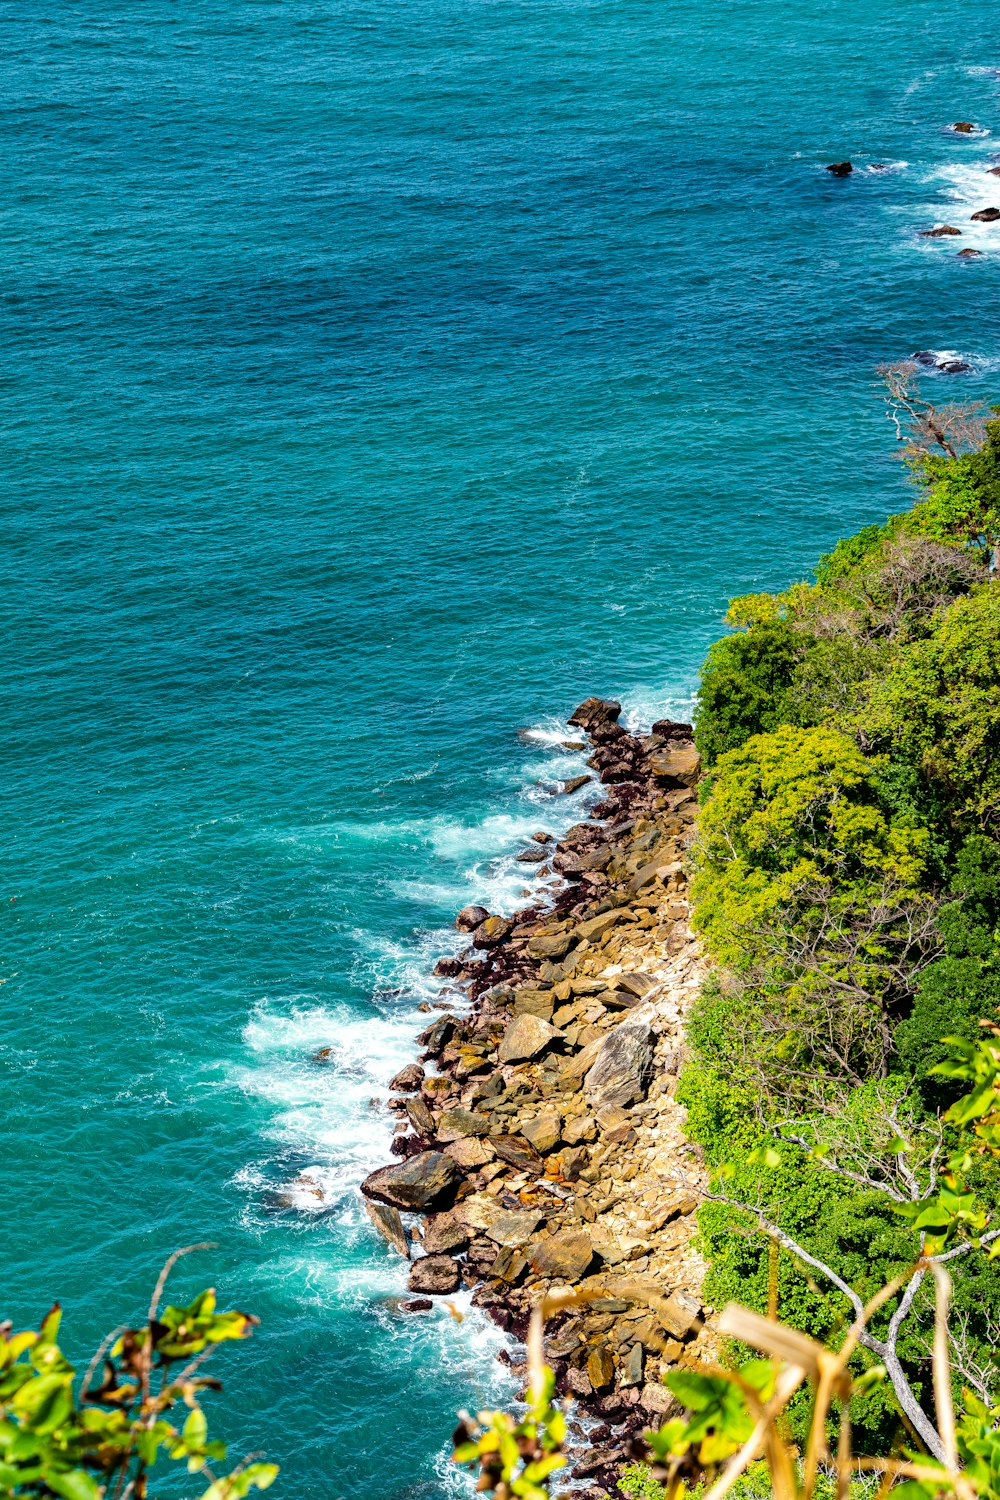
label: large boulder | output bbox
[498,1013,563,1063]
[649,744,701,786]
[435,1108,490,1141]
[389,1063,425,1093]
[361,1151,459,1210]
[584,1022,654,1111]
[521,1111,562,1154]
[825,160,852,176]
[408,1254,461,1294]
[971,207,1000,222]
[422,1213,470,1254]
[530,1230,595,1283]
[567,697,622,731]
[473,915,513,948]
[365,1201,410,1258]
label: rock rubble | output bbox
[361,698,712,1497]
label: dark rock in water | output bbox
[952,121,976,133]
[418,1014,458,1055]
[365,1200,410,1258]
[390,1136,409,1156]
[389,1062,425,1093]
[402,1298,433,1312]
[567,697,622,731]
[870,163,888,171]
[561,774,592,794]
[971,207,1000,221]
[959,248,983,258]
[361,1150,459,1210]
[913,350,939,365]
[940,360,972,372]
[312,1046,334,1064]
[434,956,463,978]
[921,224,962,236]
[516,844,548,863]
[990,166,1000,177]
[589,720,627,744]
[531,830,553,844]
[584,1022,654,1111]
[825,160,852,176]
[408,1254,461,1294]
[455,904,489,932]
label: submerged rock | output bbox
[361,1151,459,1210]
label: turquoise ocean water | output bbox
[4,2,1000,1494]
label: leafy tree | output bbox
[694,622,810,767]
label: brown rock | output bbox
[952,121,976,133]
[575,907,632,943]
[640,1383,680,1416]
[498,1012,563,1063]
[436,1108,490,1141]
[563,1114,597,1145]
[361,1151,459,1211]
[584,1022,654,1111]
[530,1230,595,1283]
[587,1345,616,1391]
[959,248,983,258]
[971,207,1000,222]
[513,988,556,1022]
[567,697,622,730]
[492,1135,543,1172]
[562,774,592,794]
[825,160,852,176]
[422,1213,470,1254]
[516,844,548,863]
[485,1209,544,1247]
[620,1342,644,1387]
[526,930,574,961]
[444,1137,491,1168]
[456,904,489,932]
[474,915,513,948]
[921,224,962,236]
[408,1254,461,1294]
[389,1063,425,1092]
[661,1289,702,1338]
[365,1200,410,1258]
[521,1112,562,1154]
[406,1096,434,1135]
[648,744,701,786]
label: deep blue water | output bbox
[3,2,1000,1495]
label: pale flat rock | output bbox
[498,1012,563,1063]
[484,1209,544,1247]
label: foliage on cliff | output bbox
[685,409,1000,1459]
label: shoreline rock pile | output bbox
[361,698,713,1497]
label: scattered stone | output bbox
[825,160,852,176]
[584,1022,654,1111]
[587,1345,616,1391]
[436,1108,490,1141]
[408,1254,461,1294]
[952,121,976,133]
[445,1137,492,1168]
[361,1151,459,1211]
[971,207,1000,222]
[389,1063,425,1092]
[561,774,592,794]
[492,1135,544,1172]
[959,248,983,258]
[532,830,554,844]
[422,1213,470,1254]
[514,988,556,1021]
[613,971,658,999]
[575,908,631,943]
[563,1114,597,1145]
[402,1298,433,1312]
[498,1013,564,1063]
[456,904,489,932]
[419,1015,458,1055]
[921,224,962,236]
[485,1210,544,1247]
[365,1201,410,1258]
[526,930,574,961]
[661,1289,702,1338]
[640,1383,680,1416]
[406,1095,435,1135]
[620,1343,644,1387]
[530,1230,595,1283]
[521,1111,562,1154]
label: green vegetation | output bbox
[0,1249,276,1500]
[685,403,1000,1465]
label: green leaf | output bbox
[46,1469,103,1500]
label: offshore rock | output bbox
[361,1151,459,1210]
[971,207,1000,222]
[825,160,852,176]
[952,121,976,132]
[584,1023,654,1111]
[567,697,622,730]
[365,1200,410,1258]
[389,1063,425,1092]
[921,224,962,236]
[408,1254,461,1294]
[456,904,489,932]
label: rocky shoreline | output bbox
[360,697,712,1497]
